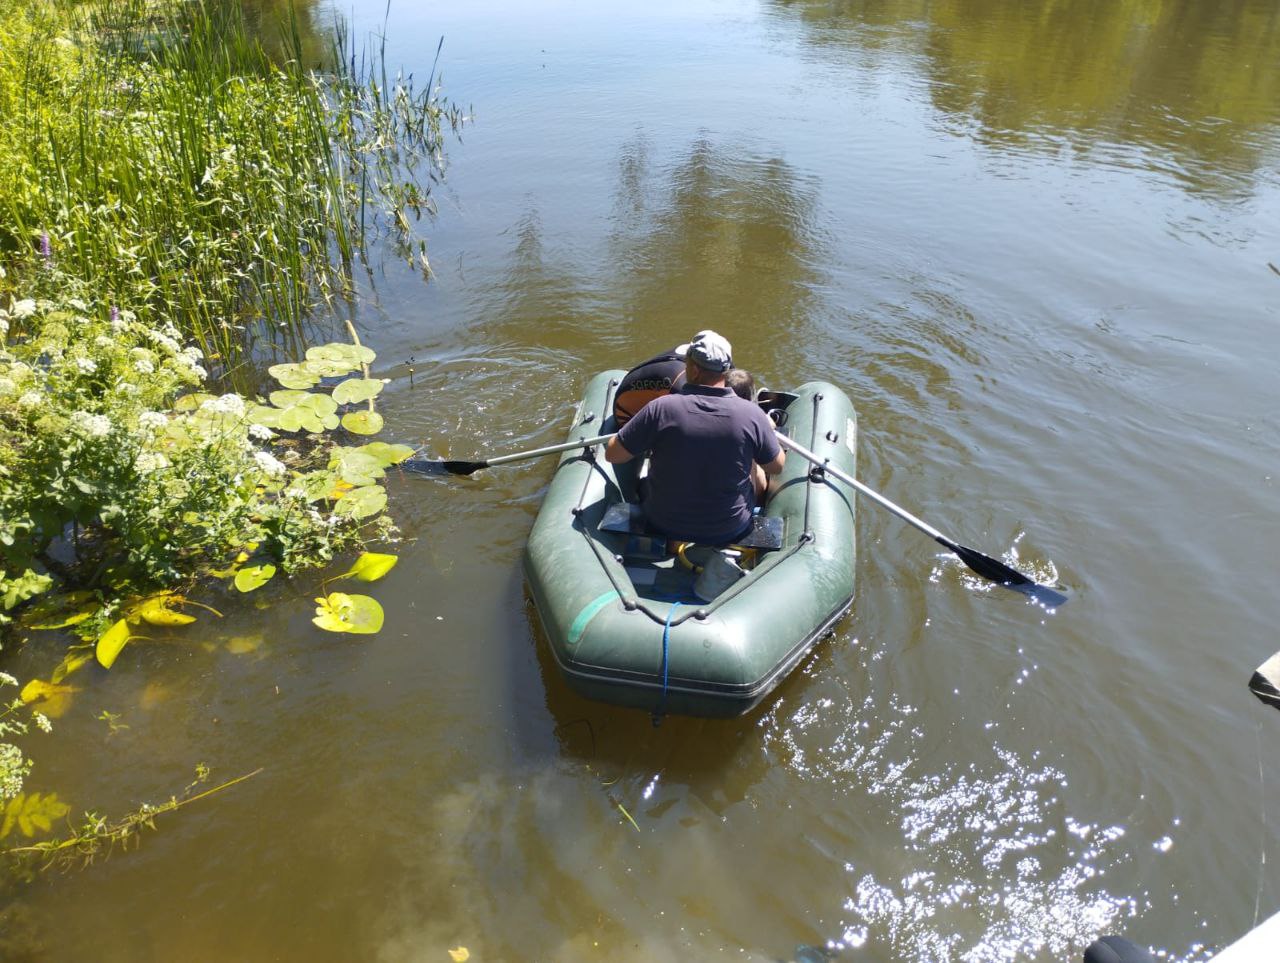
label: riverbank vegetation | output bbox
[0,0,458,875]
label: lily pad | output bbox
[287,469,341,502]
[355,442,415,467]
[234,563,277,593]
[268,389,314,409]
[329,449,385,486]
[267,363,319,389]
[247,404,283,429]
[302,357,359,378]
[341,410,384,435]
[312,592,384,634]
[332,378,384,405]
[134,592,198,626]
[334,484,387,519]
[306,342,376,365]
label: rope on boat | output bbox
[652,601,682,727]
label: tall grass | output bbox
[0,0,461,381]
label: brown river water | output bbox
[12,1,1280,960]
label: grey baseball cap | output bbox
[675,329,733,373]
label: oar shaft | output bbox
[776,433,946,542]
[484,432,617,467]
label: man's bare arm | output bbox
[761,450,785,475]
[605,436,635,464]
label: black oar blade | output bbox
[948,542,1070,609]
[400,457,487,477]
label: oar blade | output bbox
[400,457,487,477]
[948,543,1070,609]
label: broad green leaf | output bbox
[332,378,384,404]
[306,342,376,365]
[355,442,415,467]
[2,569,53,611]
[268,363,319,389]
[287,469,340,502]
[174,392,216,412]
[312,592,384,634]
[334,484,387,520]
[248,404,283,429]
[19,679,79,718]
[329,449,384,486]
[234,563,277,593]
[341,410,384,435]
[269,389,313,409]
[96,618,133,668]
[301,357,358,378]
[277,407,305,432]
[339,552,398,582]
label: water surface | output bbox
[17,1,1280,960]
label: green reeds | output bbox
[0,0,462,384]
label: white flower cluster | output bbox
[253,450,287,477]
[134,451,169,474]
[70,410,113,438]
[137,410,168,430]
[200,393,246,417]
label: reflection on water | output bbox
[471,134,829,366]
[772,0,1280,195]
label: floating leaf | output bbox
[334,485,387,520]
[1,792,71,840]
[312,592,384,634]
[449,949,470,962]
[267,363,319,389]
[329,449,384,486]
[96,618,133,668]
[287,469,340,502]
[268,389,314,409]
[355,442,415,467]
[339,552,398,582]
[332,378,384,404]
[234,563,277,593]
[341,410,384,435]
[19,679,80,718]
[306,342,376,365]
[301,357,358,378]
[247,404,283,429]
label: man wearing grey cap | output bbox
[606,330,785,545]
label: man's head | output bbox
[676,330,733,384]
[725,368,756,401]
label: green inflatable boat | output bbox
[523,371,858,718]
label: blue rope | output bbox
[653,601,681,726]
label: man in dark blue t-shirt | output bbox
[605,330,785,544]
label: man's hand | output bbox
[605,436,635,464]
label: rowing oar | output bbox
[402,432,617,476]
[776,433,1069,608]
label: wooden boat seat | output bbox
[598,502,784,550]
